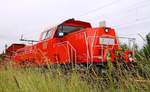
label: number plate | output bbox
[99,38,115,45]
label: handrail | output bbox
[55,41,77,65]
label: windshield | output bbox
[58,25,84,34]
[41,29,53,40]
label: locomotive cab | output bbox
[55,19,92,37]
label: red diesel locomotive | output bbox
[7,19,134,66]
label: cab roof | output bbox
[60,19,92,28]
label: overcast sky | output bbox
[0,0,150,52]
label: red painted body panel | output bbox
[6,44,25,56]
[10,19,134,65]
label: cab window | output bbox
[41,32,47,40]
[41,29,52,40]
[57,25,84,35]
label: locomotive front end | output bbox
[87,27,134,64]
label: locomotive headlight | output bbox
[105,29,109,33]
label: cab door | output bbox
[52,25,72,64]
[35,27,57,64]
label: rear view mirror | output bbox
[58,32,64,37]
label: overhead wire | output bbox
[79,0,150,31]
[116,17,150,29]
[75,0,121,18]
[84,0,150,21]
[75,0,149,19]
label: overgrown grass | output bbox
[0,57,150,92]
[0,66,93,92]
